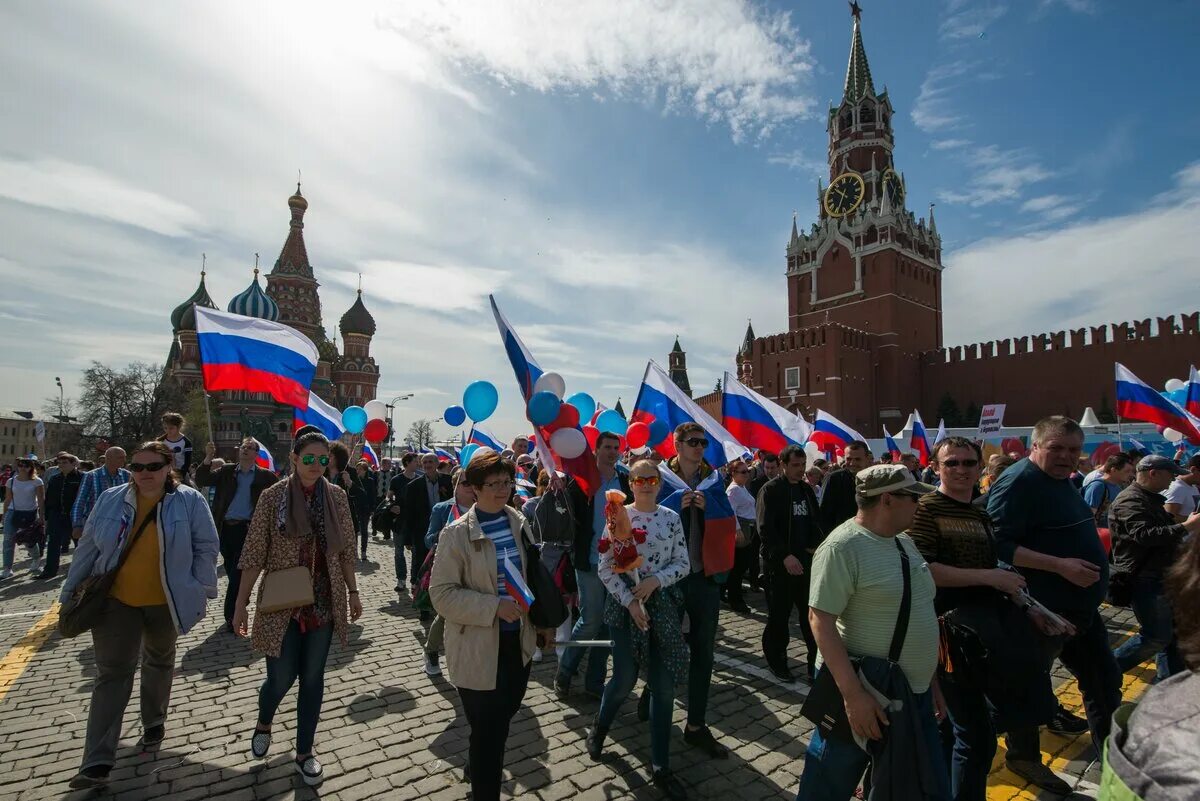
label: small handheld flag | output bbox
[910,410,932,467]
[501,549,534,612]
[361,442,379,469]
[253,439,274,471]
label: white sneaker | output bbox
[531,648,544,663]
[424,652,442,676]
[296,755,323,786]
[29,558,42,575]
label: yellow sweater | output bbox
[110,493,167,607]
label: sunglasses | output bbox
[300,454,330,466]
[682,437,709,448]
[630,475,661,487]
[940,459,980,469]
[129,461,169,473]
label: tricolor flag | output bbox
[435,447,456,463]
[1128,438,1150,457]
[882,426,902,461]
[809,410,867,454]
[910,410,932,467]
[933,418,947,446]
[195,307,318,410]
[631,361,748,468]
[361,442,380,469]
[1187,365,1200,418]
[468,426,506,452]
[1115,363,1200,444]
[293,391,345,440]
[252,439,274,471]
[589,403,608,426]
[721,373,813,455]
[500,548,534,612]
[657,466,738,577]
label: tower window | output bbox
[784,367,800,390]
[859,104,875,124]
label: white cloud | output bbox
[938,145,1052,206]
[767,149,826,176]
[911,60,972,132]
[329,262,511,313]
[1019,194,1085,221]
[939,1,1007,40]
[1038,0,1096,13]
[931,138,972,150]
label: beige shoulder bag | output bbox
[258,525,317,614]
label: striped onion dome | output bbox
[227,268,280,321]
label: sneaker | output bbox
[29,558,42,575]
[531,647,543,662]
[424,652,442,677]
[250,728,271,759]
[1005,758,1071,795]
[138,724,165,751]
[728,601,751,614]
[68,765,111,789]
[585,715,607,760]
[683,726,728,759]
[296,755,324,786]
[1047,705,1090,736]
[652,768,688,801]
[553,674,571,700]
[34,570,56,580]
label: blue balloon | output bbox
[341,405,368,434]
[463,381,499,423]
[1163,388,1188,406]
[566,392,596,425]
[444,405,467,427]
[459,444,479,465]
[595,409,628,436]
[527,391,562,426]
[647,418,670,445]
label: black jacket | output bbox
[194,461,279,527]
[403,473,454,542]
[45,470,84,521]
[1109,482,1188,578]
[568,472,632,573]
[756,475,824,565]
[819,468,858,535]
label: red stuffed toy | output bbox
[597,488,646,573]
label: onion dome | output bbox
[227,262,280,322]
[288,182,308,213]
[339,290,376,337]
[171,261,217,332]
[317,337,339,362]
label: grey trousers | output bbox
[426,614,445,654]
[82,599,178,770]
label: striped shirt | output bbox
[477,508,522,632]
[908,490,997,613]
[72,466,131,528]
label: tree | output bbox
[935,392,962,427]
[182,389,211,447]
[407,419,435,450]
[714,378,722,393]
[1096,393,1117,424]
[41,396,77,421]
[964,401,981,427]
[76,361,180,449]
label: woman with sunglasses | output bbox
[63,441,219,789]
[232,426,362,787]
[1,456,46,579]
[588,459,691,799]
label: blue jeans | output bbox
[796,682,950,801]
[939,675,994,801]
[394,535,407,590]
[2,509,40,570]
[258,621,334,754]
[556,569,610,693]
[597,621,675,770]
[1112,575,1184,680]
[680,572,721,727]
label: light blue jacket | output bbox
[61,483,219,634]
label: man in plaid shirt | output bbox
[71,447,130,539]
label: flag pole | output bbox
[195,303,216,448]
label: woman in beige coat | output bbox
[430,450,549,801]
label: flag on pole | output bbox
[910,410,932,467]
[195,307,318,409]
[721,372,813,454]
[631,361,748,468]
[1115,363,1200,444]
[293,391,345,439]
[882,426,902,461]
[809,410,866,454]
[1187,365,1200,418]
[361,442,379,469]
[468,426,506,452]
[933,418,947,446]
[252,439,274,471]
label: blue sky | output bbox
[1,0,1197,440]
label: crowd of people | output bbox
[1,410,1198,800]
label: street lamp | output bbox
[55,376,64,419]
[384,394,414,459]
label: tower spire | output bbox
[843,2,875,103]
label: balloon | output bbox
[527,391,562,426]
[647,418,670,446]
[1165,378,1186,392]
[1155,425,1167,434]
[550,403,580,431]
[626,422,650,449]
[1164,388,1187,406]
[364,418,388,443]
[566,392,596,425]
[463,381,499,423]
[458,444,479,465]
[550,427,587,459]
[803,441,822,463]
[364,399,388,421]
[617,435,627,452]
[443,405,467,427]
[595,409,627,435]
[341,406,368,434]
[582,425,600,449]
[533,371,566,399]
[1163,427,1185,443]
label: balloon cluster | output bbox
[341,400,389,442]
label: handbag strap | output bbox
[887,537,912,665]
[116,497,162,573]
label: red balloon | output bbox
[626,421,650,449]
[364,418,388,443]
[558,404,580,429]
[618,435,627,452]
[582,425,600,449]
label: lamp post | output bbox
[55,376,64,419]
[384,394,414,459]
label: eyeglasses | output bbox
[129,461,169,473]
[682,437,709,448]
[630,475,661,487]
[482,479,515,491]
[940,459,980,469]
[731,469,749,475]
[300,454,330,466]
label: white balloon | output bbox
[550,427,587,459]
[804,441,822,463]
[1165,378,1186,393]
[533,371,567,399]
[1163,427,1185,443]
[363,399,388,421]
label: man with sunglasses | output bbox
[196,438,280,631]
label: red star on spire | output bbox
[849,1,862,20]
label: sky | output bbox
[1,0,1198,441]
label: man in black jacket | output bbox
[819,440,871,534]
[38,453,84,578]
[1110,455,1200,678]
[757,444,824,682]
[403,453,453,607]
[196,439,279,629]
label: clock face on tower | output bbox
[824,172,865,217]
[882,168,904,209]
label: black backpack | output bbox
[528,487,576,547]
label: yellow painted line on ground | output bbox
[0,602,59,705]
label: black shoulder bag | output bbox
[518,523,569,629]
[800,537,911,742]
[59,499,162,638]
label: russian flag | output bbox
[1187,365,1200,418]
[468,426,505,452]
[883,426,902,461]
[1116,363,1200,444]
[361,442,379,469]
[195,307,318,410]
[252,438,274,471]
[293,391,345,440]
[657,467,737,577]
[910,410,932,467]
[631,361,748,468]
[721,372,813,455]
[809,409,866,453]
[500,548,534,612]
[435,447,456,462]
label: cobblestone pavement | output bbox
[0,538,1151,801]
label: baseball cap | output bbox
[855,464,937,498]
[1136,455,1187,476]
